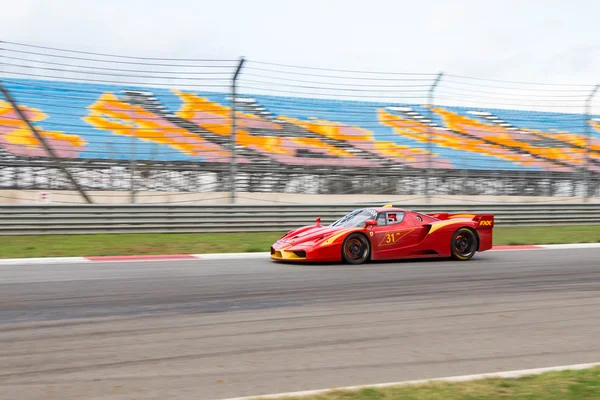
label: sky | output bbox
[1,0,600,112]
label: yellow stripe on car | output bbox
[320,229,352,247]
[448,214,476,219]
[428,219,470,234]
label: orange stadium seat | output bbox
[0,100,86,158]
[84,93,245,163]
[172,90,379,167]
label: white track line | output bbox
[539,243,600,250]
[193,252,270,260]
[219,362,600,400]
[0,243,599,266]
[0,257,89,265]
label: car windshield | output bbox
[330,208,377,228]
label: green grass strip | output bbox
[1,225,600,259]
[255,366,600,399]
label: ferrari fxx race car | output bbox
[270,205,494,264]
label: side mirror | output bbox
[316,217,321,227]
[364,219,377,228]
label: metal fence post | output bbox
[0,84,93,204]
[584,84,599,201]
[426,72,444,204]
[129,123,137,204]
[230,57,246,205]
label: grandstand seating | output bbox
[84,93,249,164]
[0,99,86,158]
[173,90,381,167]
[1,78,599,172]
[379,107,600,172]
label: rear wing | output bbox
[427,213,495,228]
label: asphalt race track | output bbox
[1,249,599,400]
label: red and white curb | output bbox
[218,361,600,400]
[0,252,269,265]
[492,243,600,251]
[0,243,599,265]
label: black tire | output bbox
[450,228,479,261]
[342,233,370,265]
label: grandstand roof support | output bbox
[230,57,246,204]
[425,72,444,204]
[584,84,599,201]
[0,84,93,204]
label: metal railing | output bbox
[1,203,599,235]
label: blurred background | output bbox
[1,0,600,205]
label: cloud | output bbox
[1,0,599,86]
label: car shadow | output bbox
[271,257,453,268]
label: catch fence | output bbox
[1,41,599,204]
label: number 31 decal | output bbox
[385,233,397,243]
[379,229,414,246]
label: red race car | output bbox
[270,205,494,264]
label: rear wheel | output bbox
[451,228,478,261]
[342,233,370,265]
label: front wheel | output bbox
[342,233,370,265]
[451,228,478,261]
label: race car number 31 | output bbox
[380,229,413,246]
